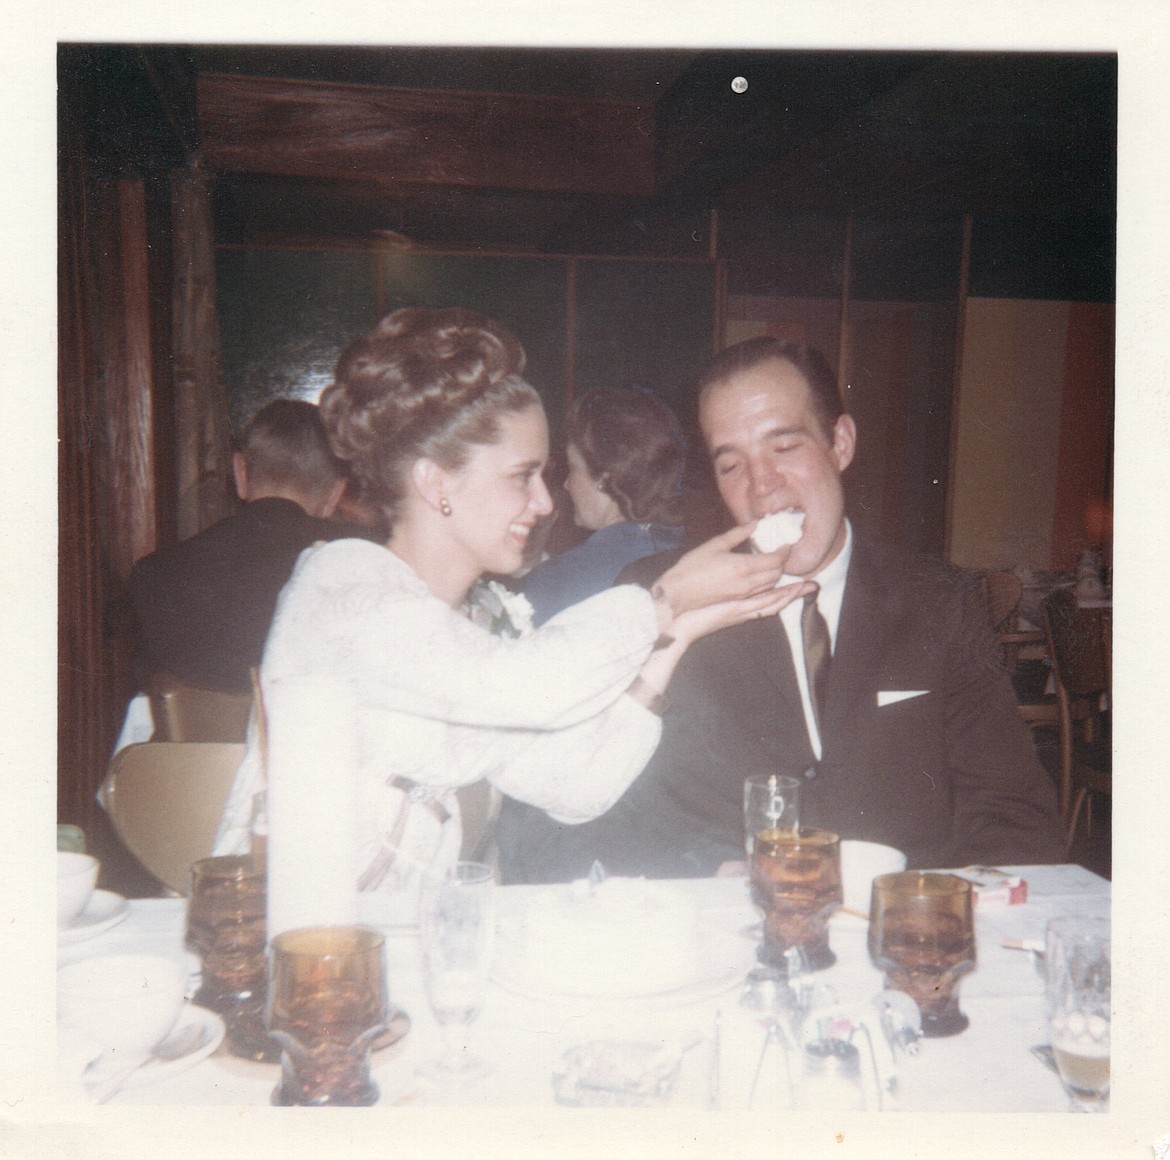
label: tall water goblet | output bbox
[418,861,496,1083]
[868,872,975,1037]
[1045,913,1110,1112]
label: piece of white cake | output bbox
[752,508,805,552]
[520,877,698,996]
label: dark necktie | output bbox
[801,587,831,737]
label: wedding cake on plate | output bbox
[518,877,699,997]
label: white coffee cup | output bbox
[57,954,186,1070]
[57,852,100,926]
[839,840,907,915]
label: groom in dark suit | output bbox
[500,338,1064,881]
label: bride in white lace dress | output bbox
[215,307,811,897]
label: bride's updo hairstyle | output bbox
[320,307,539,525]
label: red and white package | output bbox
[951,866,1028,906]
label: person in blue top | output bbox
[518,388,688,626]
[497,388,690,882]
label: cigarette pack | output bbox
[951,866,1028,906]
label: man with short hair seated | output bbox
[500,339,1064,882]
[129,397,380,696]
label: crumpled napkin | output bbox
[552,1039,690,1106]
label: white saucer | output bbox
[58,890,128,945]
[119,1004,225,1090]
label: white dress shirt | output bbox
[776,520,853,760]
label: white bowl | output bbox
[839,840,907,915]
[57,954,186,1066]
[57,852,99,926]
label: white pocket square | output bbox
[877,690,930,707]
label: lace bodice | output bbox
[215,539,662,890]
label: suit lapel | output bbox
[822,538,898,745]
[713,557,899,768]
[756,612,805,716]
[732,607,817,771]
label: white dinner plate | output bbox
[119,1004,225,1090]
[58,890,129,945]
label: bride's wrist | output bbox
[626,674,669,717]
[650,581,676,642]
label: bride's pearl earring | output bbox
[439,497,453,517]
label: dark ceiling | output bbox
[187,45,1115,281]
[191,45,699,103]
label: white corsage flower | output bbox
[465,580,535,638]
[493,583,535,636]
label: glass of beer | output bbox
[750,827,842,972]
[1045,913,1110,1112]
[267,925,388,1106]
[868,872,976,1037]
[743,775,801,938]
[186,855,278,1062]
[743,774,801,859]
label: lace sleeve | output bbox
[267,541,659,732]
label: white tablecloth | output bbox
[56,864,1109,1112]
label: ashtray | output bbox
[552,1039,685,1107]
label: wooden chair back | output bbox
[1042,588,1112,844]
[980,569,1023,632]
[979,571,1053,739]
[148,673,252,744]
[1043,588,1110,701]
[98,742,246,895]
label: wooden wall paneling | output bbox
[88,174,142,832]
[171,159,235,541]
[837,215,853,398]
[58,166,149,843]
[944,215,973,557]
[1050,303,1115,570]
[110,178,159,581]
[197,73,655,197]
[564,258,578,407]
[713,259,727,354]
[100,178,170,806]
[722,296,841,368]
[899,302,959,556]
[58,116,108,837]
[877,314,912,545]
[57,47,194,867]
[948,299,1070,570]
[840,299,956,556]
[845,302,913,544]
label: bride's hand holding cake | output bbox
[629,520,814,712]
